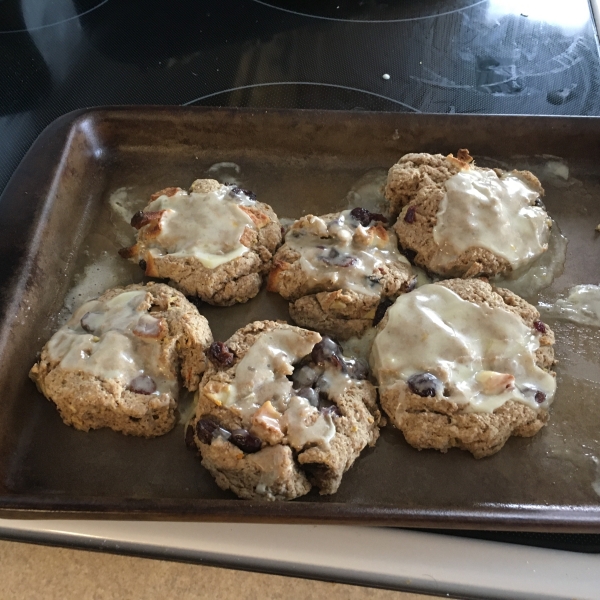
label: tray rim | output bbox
[2,105,600,530]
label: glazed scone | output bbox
[386,150,551,279]
[267,208,415,340]
[189,320,381,500]
[370,279,556,458]
[119,180,282,306]
[30,283,213,437]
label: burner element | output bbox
[0,0,108,33]
[183,82,419,112]
[252,0,486,22]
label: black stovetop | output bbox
[2,0,600,194]
[1,0,600,553]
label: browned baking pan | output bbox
[1,106,599,530]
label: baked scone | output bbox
[189,320,381,500]
[267,208,415,340]
[119,179,282,306]
[30,283,213,437]
[370,279,556,458]
[386,150,551,279]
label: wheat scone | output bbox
[267,209,415,340]
[190,320,381,500]
[373,279,556,458]
[386,151,548,279]
[119,179,282,306]
[30,283,213,437]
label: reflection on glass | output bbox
[488,0,590,31]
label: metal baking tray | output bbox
[1,107,599,530]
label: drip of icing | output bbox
[494,223,567,297]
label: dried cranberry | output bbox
[321,404,341,418]
[535,391,546,404]
[208,341,235,368]
[185,424,196,449]
[534,197,546,210]
[350,207,372,227]
[229,186,257,201]
[296,387,320,407]
[373,298,394,326]
[344,358,369,380]
[130,210,163,230]
[128,375,157,395]
[407,372,442,397]
[315,374,332,394]
[369,212,388,224]
[139,259,147,271]
[292,364,319,389]
[402,247,417,263]
[319,247,357,268]
[338,256,358,267]
[533,320,547,334]
[311,337,344,369]
[80,312,98,333]
[196,418,219,444]
[404,206,416,223]
[230,429,262,453]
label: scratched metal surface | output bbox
[0,107,599,530]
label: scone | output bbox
[30,283,213,437]
[119,179,282,306]
[370,279,556,458]
[386,150,551,279]
[189,320,381,500]
[267,208,416,340]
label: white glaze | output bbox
[431,169,551,272]
[370,284,556,413]
[47,290,176,395]
[285,210,410,297]
[227,329,320,419]
[283,395,335,449]
[145,186,256,269]
[214,329,349,449]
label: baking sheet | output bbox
[0,107,599,529]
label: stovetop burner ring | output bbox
[182,81,420,112]
[0,0,109,34]
[252,0,487,23]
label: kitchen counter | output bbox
[0,539,436,600]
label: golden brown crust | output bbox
[150,187,181,202]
